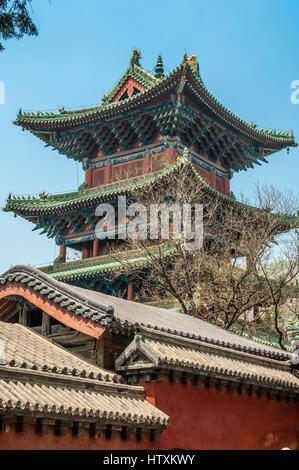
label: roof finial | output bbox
[182,52,188,64]
[184,54,199,74]
[130,49,142,67]
[155,55,165,79]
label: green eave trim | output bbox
[4,154,299,231]
[3,157,254,215]
[14,63,297,147]
[40,245,175,281]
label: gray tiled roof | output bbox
[71,286,290,360]
[0,265,291,360]
[0,321,119,383]
[0,374,168,426]
[0,265,114,325]
[116,328,299,393]
[0,322,169,427]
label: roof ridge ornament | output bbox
[184,54,199,74]
[177,147,190,165]
[154,55,165,79]
[130,49,142,67]
[182,52,188,64]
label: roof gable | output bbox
[111,77,145,103]
[102,64,157,105]
[116,334,159,370]
[115,327,299,395]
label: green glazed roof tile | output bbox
[14,61,297,147]
[4,154,299,232]
[3,157,251,215]
[40,245,175,281]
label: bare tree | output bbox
[247,185,299,348]
[105,155,298,347]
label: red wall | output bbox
[0,424,161,450]
[86,147,178,189]
[141,378,299,450]
[1,378,298,450]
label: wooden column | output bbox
[210,172,216,189]
[127,282,135,301]
[99,242,109,256]
[42,312,51,336]
[60,244,66,263]
[224,177,230,196]
[142,153,150,174]
[104,163,111,184]
[96,337,105,367]
[18,302,28,326]
[82,243,89,259]
[93,238,99,257]
[85,169,93,188]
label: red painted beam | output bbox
[0,283,105,339]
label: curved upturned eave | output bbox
[185,68,297,148]
[14,64,297,149]
[3,158,256,218]
[13,66,182,130]
[6,156,299,234]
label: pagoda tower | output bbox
[4,50,297,298]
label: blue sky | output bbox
[0,0,298,272]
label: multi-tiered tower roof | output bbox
[4,51,297,296]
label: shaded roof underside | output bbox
[15,64,296,145]
[14,63,296,167]
[4,155,298,244]
[0,153,275,215]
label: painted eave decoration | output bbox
[13,51,297,166]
